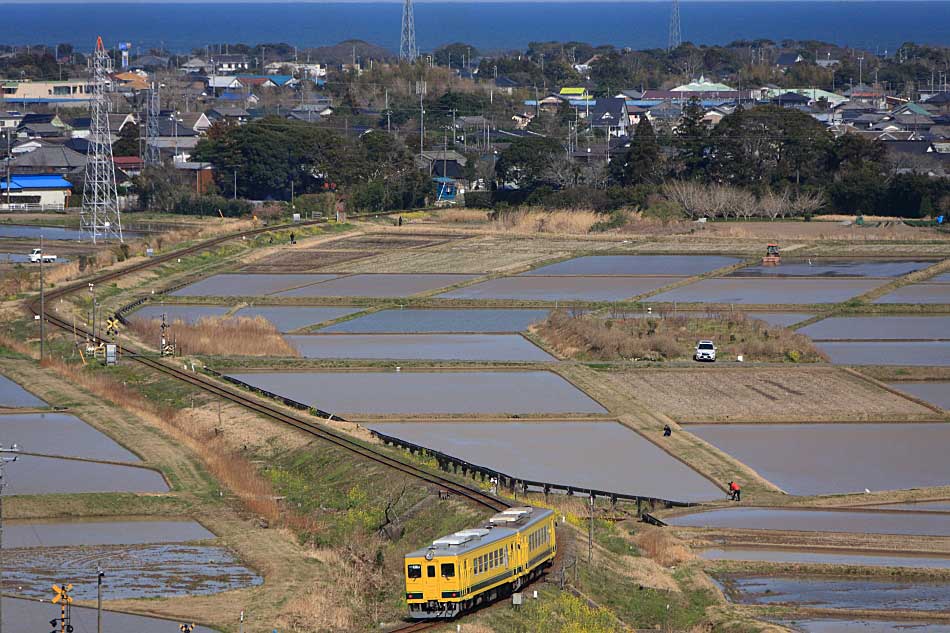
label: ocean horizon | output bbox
[6,2,950,53]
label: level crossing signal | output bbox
[180,623,196,633]
[105,317,120,336]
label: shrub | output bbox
[172,194,252,217]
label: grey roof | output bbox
[10,145,87,171]
[157,119,197,137]
[19,122,63,137]
[590,97,628,126]
[776,52,802,66]
[405,507,552,559]
[925,92,950,105]
[208,106,250,118]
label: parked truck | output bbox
[28,248,56,264]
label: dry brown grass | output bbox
[491,209,602,235]
[600,366,940,423]
[635,528,694,567]
[536,310,826,363]
[437,208,492,223]
[128,316,300,357]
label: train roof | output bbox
[405,507,554,559]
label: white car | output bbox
[28,248,56,263]
[694,340,717,362]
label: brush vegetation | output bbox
[128,316,300,357]
[536,310,826,363]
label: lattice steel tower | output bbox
[400,0,417,62]
[143,82,161,167]
[668,0,682,52]
[81,36,123,243]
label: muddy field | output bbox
[597,367,937,422]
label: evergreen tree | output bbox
[112,123,141,157]
[613,116,660,186]
[673,98,708,179]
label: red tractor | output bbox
[762,243,781,266]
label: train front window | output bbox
[408,565,421,579]
[441,563,455,578]
[427,565,436,578]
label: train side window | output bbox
[427,565,436,578]
[441,563,455,578]
[408,564,421,579]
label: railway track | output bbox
[27,219,509,514]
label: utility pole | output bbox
[96,567,105,633]
[0,443,21,633]
[419,90,424,156]
[588,494,594,565]
[39,234,45,360]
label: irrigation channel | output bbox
[24,218,525,631]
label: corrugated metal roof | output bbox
[0,175,73,191]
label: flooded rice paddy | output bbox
[645,278,884,304]
[3,519,214,548]
[700,547,950,569]
[866,501,950,513]
[171,273,339,297]
[438,276,674,301]
[319,308,550,333]
[874,284,950,304]
[523,255,741,276]
[0,413,140,462]
[733,260,932,278]
[275,273,478,298]
[744,312,815,327]
[0,375,46,408]
[717,574,950,611]
[225,370,608,415]
[231,305,362,331]
[887,383,950,409]
[688,423,950,495]
[2,455,168,495]
[667,507,950,536]
[4,597,217,633]
[775,618,950,633]
[0,225,139,240]
[5,544,261,600]
[286,334,554,362]
[932,272,950,283]
[800,316,950,340]
[131,304,231,324]
[815,341,950,366]
[369,421,721,502]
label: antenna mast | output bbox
[400,0,418,62]
[81,36,123,244]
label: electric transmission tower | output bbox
[400,0,417,62]
[81,36,123,244]
[143,82,161,167]
[668,0,682,52]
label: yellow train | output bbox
[404,506,556,619]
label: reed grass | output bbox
[127,316,300,357]
[491,209,602,234]
[536,310,826,363]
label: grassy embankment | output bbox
[536,310,826,363]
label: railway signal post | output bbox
[0,444,21,633]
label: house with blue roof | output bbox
[0,174,73,211]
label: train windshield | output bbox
[441,563,455,577]
[407,564,422,578]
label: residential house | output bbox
[8,145,87,174]
[176,112,212,134]
[0,111,23,134]
[237,76,276,90]
[11,138,49,155]
[113,155,144,178]
[111,71,150,93]
[130,55,169,70]
[772,91,811,108]
[816,53,841,69]
[775,52,804,69]
[1,79,92,105]
[493,76,520,95]
[845,84,887,109]
[0,174,73,210]
[924,92,950,114]
[180,58,209,74]
[589,98,629,136]
[217,91,259,108]
[207,106,250,124]
[207,76,243,95]
[173,160,215,194]
[213,54,250,74]
[760,87,848,108]
[416,150,468,179]
[559,87,592,101]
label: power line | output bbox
[143,82,161,166]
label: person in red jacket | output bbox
[728,481,741,502]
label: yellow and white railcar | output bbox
[404,506,556,619]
